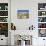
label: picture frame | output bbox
[17,10,29,19]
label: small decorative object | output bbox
[17,10,29,19]
[0,6,1,10]
[42,12,45,15]
[29,25,35,30]
[5,6,8,10]
[38,17,45,22]
[38,3,46,10]
[45,6,46,8]
[0,17,8,22]
[11,23,16,30]
[0,23,8,30]
[38,23,46,28]
[0,23,8,37]
[38,17,42,22]
[3,18,7,22]
[0,11,8,16]
[40,8,44,10]
[39,29,46,37]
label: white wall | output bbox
[11,0,46,30]
[11,0,38,30]
[11,0,46,46]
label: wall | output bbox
[11,0,46,46]
[11,0,38,30]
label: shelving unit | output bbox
[0,10,8,11]
[38,10,46,11]
[38,3,46,37]
[0,3,8,37]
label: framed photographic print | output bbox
[17,10,29,19]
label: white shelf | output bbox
[38,28,46,29]
[38,22,46,23]
[0,16,8,17]
[38,10,46,11]
[0,22,8,23]
[0,10,8,11]
[38,16,46,17]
